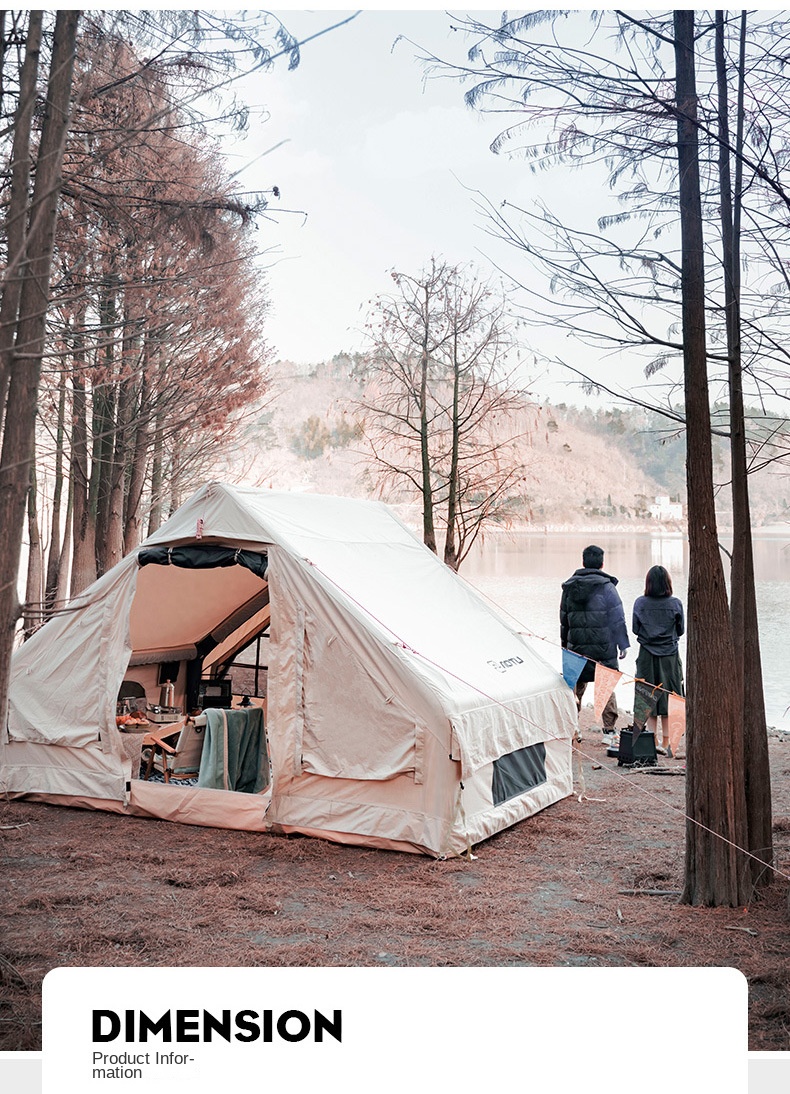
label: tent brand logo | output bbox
[487,656,524,673]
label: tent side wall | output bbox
[265,546,462,855]
[262,546,576,856]
[0,559,139,803]
[447,736,573,855]
[6,558,138,755]
[0,738,130,801]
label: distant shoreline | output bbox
[480,522,790,539]
[389,505,790,541]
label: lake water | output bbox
[464,531,790,731]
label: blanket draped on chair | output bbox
[198,707,268,793]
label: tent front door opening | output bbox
[122,545,272,794]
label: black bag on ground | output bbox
[618,727,657,768]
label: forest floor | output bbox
[1,714,789,1053]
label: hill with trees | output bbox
[237,355,788,533]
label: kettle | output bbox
[159,680,175,708]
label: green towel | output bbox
[198,707,268,793]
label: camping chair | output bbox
[141,719,205,783]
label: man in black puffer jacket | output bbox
[560,544,629,738]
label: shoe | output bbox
[656,745,667,756]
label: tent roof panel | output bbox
[130,563,266,652]
[138,484,569,720]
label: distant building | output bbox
[649,495,683,520]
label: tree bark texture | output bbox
[0,13,6,117]
[44,376,66,613]
[56,477,73,609]
[443,331,461,570]
[104,367,133,573]
[675,10,750,906]
[0,10,80,725]
[714,9,773,884]
[0,11,43,418]
[92,279,118,574]
[120,290,147,554]
[420,285,437,554]
[23,460,43,639]
[70,329,97,596]
[147,425,164,536]
[123,347,150,554]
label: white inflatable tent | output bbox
[1,483,577,855]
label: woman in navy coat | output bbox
[632,565,685,756]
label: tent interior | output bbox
[121,545,273,796]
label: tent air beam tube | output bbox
[129,646,198,667]
[210,588,270,645]
[137,545,267,579]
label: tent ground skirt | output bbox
[128,781,271,830]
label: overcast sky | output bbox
[228,9,596,402]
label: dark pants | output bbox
[635,648,684,716]
[574,678,619,731]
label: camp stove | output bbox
[146,706,183,724]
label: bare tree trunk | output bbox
[0,11,43,418]
[169,434,183,516]
[715,9,773,885]
[92,278,119,574]
[419,283,437,554]
[92,387,119,572]
[0,13,6,116]
[23,459,43,638]
[44,374,67,613]
[147,422,164,536]
[444,331,461,570]
[70,332,97,596]
[124,344,150,553]
[56,476,73,607]
[675,9,750,907]
[104,364,133,571]
[103,424,126,569]
[0,11,80,724]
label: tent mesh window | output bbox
[220,631,269,699]
[491,742,547,806]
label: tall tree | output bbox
[1,8,304,687]
[714,10,773,884]
[361,260,529,569]
[674,9,749,904]
[0,10,42,416]
[41,24,274,588]
[430,9,781,901]
[0,10,81,723]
